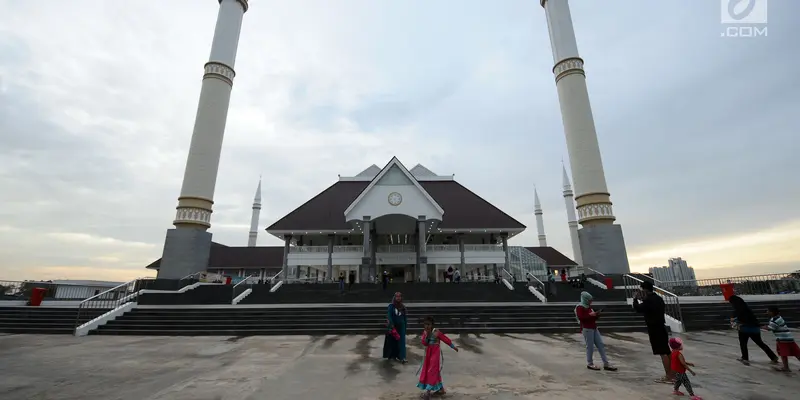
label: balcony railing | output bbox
[463,244,503,252]
[289,245,364,254]
[377,245,416,253]
[286,244,504,254]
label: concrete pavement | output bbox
[0,331,796,399]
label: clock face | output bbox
[388,192,403,206]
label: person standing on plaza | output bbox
[338,271,345,294]
[633,281,673,383]
[417,316,458,399]
[574,291,617,371]
[383,292,408,363]
[728,295,778,365]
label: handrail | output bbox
[74,278,140,333]
[624,274,679,297]
[525,272,545,287]
[585,266,605,277]
[232,273,259,302]
[623,274,683,325]
[269,269,283,284]
[79,278,137,305]
[501,268,514,281]
[233,273,260,289]
[180,271,206,280]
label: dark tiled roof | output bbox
[266,181,525,231]
[145,243,283,270]
[525,247,578,267]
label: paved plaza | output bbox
[0,331,797,399]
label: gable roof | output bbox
[525,247,578,267]
[343,157,444,218]
[266,180,525,232]
[145,243,284,270]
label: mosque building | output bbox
[146,157,578,282]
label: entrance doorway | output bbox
[384,265,413,283]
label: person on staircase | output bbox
[575,291,617,371]
[728,295,779,365]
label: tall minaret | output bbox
[540,0,630,273]
[534,187,547,247]
[248,177,261,247]
[158,0,249,279]
[562,163,583,266]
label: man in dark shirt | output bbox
[633,281,674,383]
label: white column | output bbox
[540,0,615,226]
[562,163,583,265]
[534,188,547,246]
[248,177,261,246]
[172,0,249,229]
[418,219,428,282]
[282,235,290,281]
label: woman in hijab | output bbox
[382,291,408,363]
[729,295,778,365]
[575,291,617,371]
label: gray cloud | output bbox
[0,0,797,280]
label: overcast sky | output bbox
[1,0,797,282]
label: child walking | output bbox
[669,337,702,399]
[417,316,458,399]
[764,306,800,372]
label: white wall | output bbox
[346,165,442,221]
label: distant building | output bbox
[649,257,697,287]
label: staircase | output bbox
[239,282,539,305]
[681,299,800,331]
[91,303,643,336]
[0,307,107,334]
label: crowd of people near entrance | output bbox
[379,280,800,399]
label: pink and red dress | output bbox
[417,329,455,392]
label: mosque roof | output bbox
[265,179,525,232]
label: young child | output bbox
[417,316,458,399]
[669,337,702,399]
[765,306,800,372]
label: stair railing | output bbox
[74,278,141,333]
[622,274,683,325]
[525,272,546,297]
[269,270,283,284]
[585,267,605,277]
[231,273,259,302]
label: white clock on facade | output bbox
[388,192,403,206]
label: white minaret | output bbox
[562,163,583,265]
[541,0,630,274]
[248,177,261,247]
[158,0,249,279]
[534,187,547,247]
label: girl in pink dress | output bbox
[417,316,459,398]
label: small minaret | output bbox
[247,177,261,247]
[534,187,548,247]
[562,163,583,265]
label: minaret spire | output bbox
[248,176,262,247]
[534,187,547,247]
[562,162,583,265]
[540,0,630,273]
[157,0,249,279]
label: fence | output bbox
[658,272,800,296]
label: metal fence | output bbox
[658,272,800,296]
[0,280,128,302]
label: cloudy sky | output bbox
[0,0,797,282]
